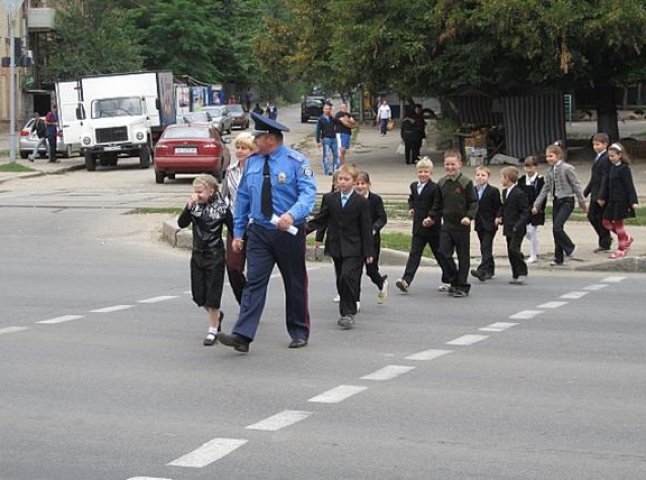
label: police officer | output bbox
[218,113,317,353]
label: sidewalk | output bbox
[0,156,85,184]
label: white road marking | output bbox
[583,284,609,291]
[0,326,29,335]
[127,477,172,480]
[90,305,133,313]
[479,322,518,332]
[361,365,416,381]
[446,334,489,346]
[601,276,626,283]
[509,310,543,320]
[405,349,453,361]
[37,315,84,324]
[138,296,178,304]
[308,385,368,404]
[167,438,247,468]
[560,291,589,299]
[245,410,312,431]
[537,301,569,309]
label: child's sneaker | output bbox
[203,331,218,346]
[356,301,361,313]
[377,279,389,304]
[333,294,340,303]
[528,256,538,264]
[609,250,626,259]
[395,278,409,293]
[437,283,450,292]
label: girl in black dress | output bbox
[517,156,546,263]
[598,143,639,259]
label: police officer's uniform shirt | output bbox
[234,144,317,238]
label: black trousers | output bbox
[333,256,363,317]
[506,233,527,279]
[402,234,440,285]
[552,197,575,263]
[587,200,611,249]
[476,229,497,276]
[436,227,471,292]
[404,139,422,164]
[363,241,384,291]
[47,135,57,161]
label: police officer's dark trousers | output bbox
[232,223,310,342]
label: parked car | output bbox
[19,118,78,159]
[176,111,212,124]
[199,106,233,135]
[301,95,326,123]
[227,104,250,130]
[153,123,231,184]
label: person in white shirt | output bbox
[376,99,391,136]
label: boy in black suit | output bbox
[471,166,501,282]
[307,164,374,329]
[584,133,612,252]
[496,166,529,284]
[396,157,441,293]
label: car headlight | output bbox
[83,137,91,145]
[136,132,144,141]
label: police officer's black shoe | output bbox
[218,332,250,353]
[288,338,308,349]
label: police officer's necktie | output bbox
[262,155,272,217]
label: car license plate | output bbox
[175,147,197,154]
[104,146,121,151]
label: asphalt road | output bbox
[2,206,646,480]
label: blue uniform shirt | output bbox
[234,144,317,238]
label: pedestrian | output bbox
[315,171,340,298]
[253,103,264,116]
[316,102,339,175]
[598,143,639,259]
[177,175,232,346]
[517,155,546,263]
[428,150,479,297]
[334,102,356,165]
[532,144,587,266]
[45,106,58,163]
[400,106,424,165]
[244,88,252,112]
[376,99,391,136]
[395,157,442,293]
[496,166,529,284]
[266,102,278,120]
[306,163,374,330]
[221,132,256,305]
[354,171,389,304]
[217,112,316,353]
[583,133,613,252]
[470,165,502,282]
[28,112,47,162]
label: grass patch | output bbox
[127,207,183,215]
[544,205,646,226]
[0,162,36,172]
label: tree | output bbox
[261,0,646,139]
[41,0,143,84]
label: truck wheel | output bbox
[301,116,308,123]
[139,144,151,169]
[155,170,165,184]
[85,151,97,171]
[63,144,72,158]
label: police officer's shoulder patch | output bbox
[302,166,314,177]
[287,150,306,163]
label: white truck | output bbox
[57,71,176,171]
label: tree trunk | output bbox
[595,85,620,142]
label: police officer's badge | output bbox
[302,167,314,177]
[278,172,287,184]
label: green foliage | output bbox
[42,0,143,83]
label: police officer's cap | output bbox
[250,112,290,137]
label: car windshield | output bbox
[201,107,224,117]
[305,97,325,108]
[163,126,212,139]
[92,97,142,119]
[228,105,244,114]
[182,112,211,123]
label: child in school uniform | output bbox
[354,171,389,304]
[532,144,587,266]
[471,165,501,282]
[177,174,232,346]
[584,133,613,252]
[429,150,479,297]
[598,143,639,259]
[496,166,529,284]
[518,156,546,263]
[307,164,375,329]
[396,157,442,293]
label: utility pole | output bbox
[4,0,24,163]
